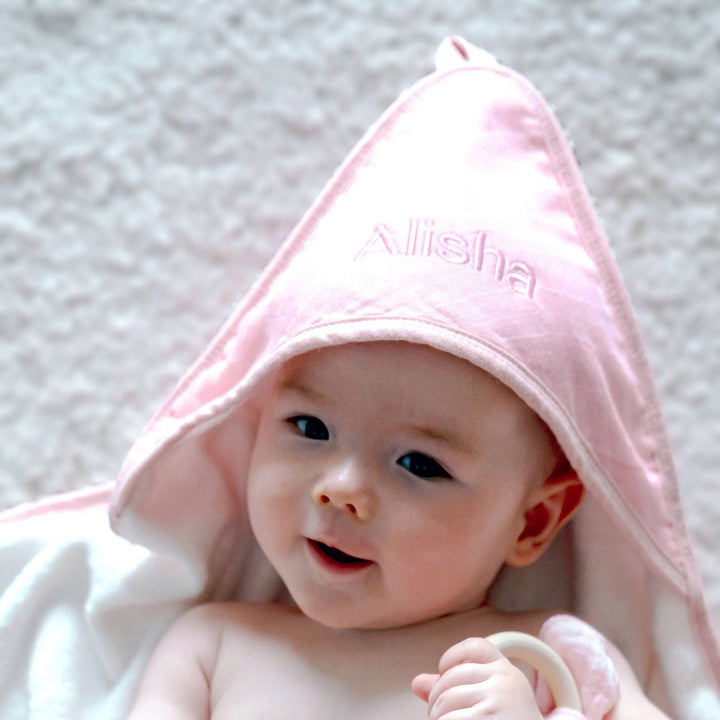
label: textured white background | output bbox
[1,1,719,631]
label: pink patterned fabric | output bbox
[537,615,619,720]
[546,710,586,720]
[108,37,719,717]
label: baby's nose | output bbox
[312,461,375,520]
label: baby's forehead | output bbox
[273,341,544,432]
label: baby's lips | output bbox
[309,538,373,565]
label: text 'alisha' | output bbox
[354,220,537,299]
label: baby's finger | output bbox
[411,672,439,702]
[437,637,505,675]
[426,681,492,720]
[425,661,500,711]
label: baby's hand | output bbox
[412,637,544,720]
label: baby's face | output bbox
[247,342,557,629]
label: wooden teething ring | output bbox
[487,631,583,713]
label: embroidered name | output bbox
[354,220,537,298]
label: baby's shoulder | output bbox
[162,601,307,676]
[179,600,302,634]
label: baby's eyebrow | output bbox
[406,424,473,455]
[276,378,326,404]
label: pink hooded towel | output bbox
[110,37,720,718]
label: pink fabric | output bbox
[537,615,619,720]
[0,482,113,525]
[111,35,691,591]
[107,36,720,717]
[546,710,586,720]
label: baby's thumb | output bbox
[411,673,439,702]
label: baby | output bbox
[126,342,669,719]
[112,36,718,720]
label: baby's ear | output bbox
[505,468,584,568]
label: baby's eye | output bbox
[397,452,452,480]
[288,416,330,441]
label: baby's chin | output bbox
[291,595,470,632]
[288,596,405,630]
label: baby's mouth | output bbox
[309,539,372,568]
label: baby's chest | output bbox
[209,641,426,720]
[211,682,424,720]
